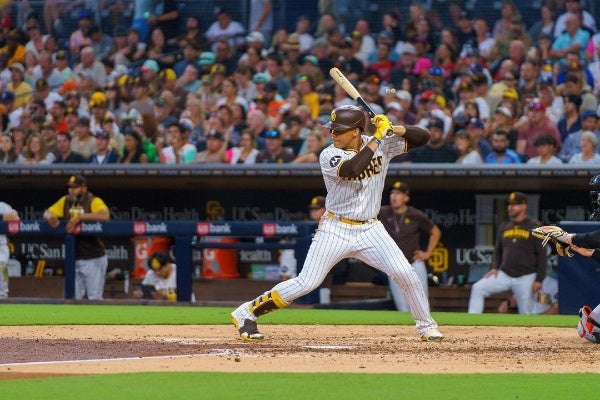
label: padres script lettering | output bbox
[346,156,383,181]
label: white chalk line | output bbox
[0,350,245,368]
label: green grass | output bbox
[0,372,595,400]
[0,304,579,327]
[0,304,591,399]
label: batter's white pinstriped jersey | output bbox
[320,134,407,220]
[259,133,439,334]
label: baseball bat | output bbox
[329,67,406,135]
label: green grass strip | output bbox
[0,372,595,399]
[0,304,578,327]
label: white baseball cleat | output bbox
[231,305,264,342]
[420,327,444,342]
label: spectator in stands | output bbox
[455,129,483,164]
[466,117,493,159]
[53,131,86,163]
[160,122,196,164]
[108,25,131,67]
[293,130,326,164]
[474,17,495,62]
[89,25,114,61]
[73,47,106,88]
[100,114,124,152]
[353,20,376,66]
[557,94,583,141]
[389,44,417,89]
[205,8,245,54]
[32,51,63,90]
[568,131,600,164]
[25,21,47,59]
[7,63,32,109]
[195,130,227,163]
[293,15,313,54]
[176,64,202,94]
[88,91,111,133]
[2,30,25,68]
[224,129,258,165]
[550,12,590,65]
[554,0,596,39]
[177,16,209,52]
[255,128,294,163]
[48,98,68,133]
[87,129,119,164]
[495,18,532,61]
[40,121,58,157]
[71,117,95,159]
[517,61,541,106]
[559,109,600,162]
[0,132,19,164]
[146,0,180,41]
[119,128,149,164]
[562,72,598,112]
[404,118,457,163]
[528,4,556,44]
[468,191,545,314]
[455,10,476,51]
[264,53,291,99]
[537,83,564,124]
[526,134,563,164]
[69,12,93,55]
[128,77,154,116]
[17,132,53,164]
[174,41,202,78]
[153,92,178,132]
[556,51,594,87]
[295,74,319,120]
[215,76,248,114]
[485,129,522,163]
[493,0,520,41]
[517,98,562,159]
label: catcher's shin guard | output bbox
[248,290,289,317]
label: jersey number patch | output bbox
[329,155,342,167]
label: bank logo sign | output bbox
[196,222,232,236]
[133,221,168,235]
[8,221,41,234]
[262,223,299,236]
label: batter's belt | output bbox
[326,211,377,225]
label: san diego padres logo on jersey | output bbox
[329,155,342,167]
[331,111,336,121]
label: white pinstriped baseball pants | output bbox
[269,215,439,334]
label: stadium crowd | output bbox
[1,0,600,166]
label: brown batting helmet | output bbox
[324,105,365,132]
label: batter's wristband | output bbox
[371,137,382,145]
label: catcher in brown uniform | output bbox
[378,181,441,311]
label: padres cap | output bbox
[66,174,87,188]
[147,251,170,271]
[324,105,365,132]
[309,196,325,209]
[390,181,410,195]
[507,192,527,205]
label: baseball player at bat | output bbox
[231,105,443,342]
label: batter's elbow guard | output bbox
[403,125,430,148]
[248,290,289,317]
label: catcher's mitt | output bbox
[530,225,573,257]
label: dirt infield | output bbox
[0,325,594,378]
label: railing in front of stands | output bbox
[0,220,317,302]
